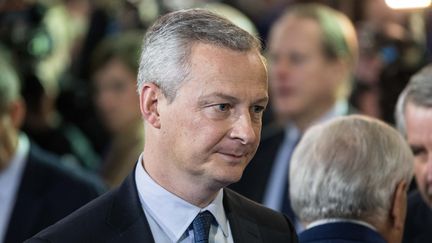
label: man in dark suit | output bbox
[290,115,413,243]
[26,9,298,243]
[395,64,432,243]
[0,59,104,243]
[230,3,358,230]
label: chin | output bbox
[212,169,244,187]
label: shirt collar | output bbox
[284,99,349,138]
[318,99,349,124]
[135,154,229,242]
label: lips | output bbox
[272,84,297,97]
[218,152,245,158]
[216,149,251,162]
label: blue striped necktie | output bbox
[192,211,214,243]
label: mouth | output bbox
[273,86,296,97]
[217,151,248,163]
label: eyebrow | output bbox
[198,92,268,105]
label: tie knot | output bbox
[192,211,214,243]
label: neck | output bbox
[289,100,335,133]
[375,219,403,243]
[142,147,219,208]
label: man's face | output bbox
[405,102,432,207]
[93,58,141,134]
[267,16,340,121]
[158,43,268,188]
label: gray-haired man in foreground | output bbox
[26,9,298,243]
[290,115,413,243]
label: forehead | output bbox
[269,16,323,52]
[180,43,268,96]
[405,103,432,146]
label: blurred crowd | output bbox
[1,0,432,242]
[1,0,430,182]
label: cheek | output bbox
[414,161,426,180]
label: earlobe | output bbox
[139,83,161,129]
[391,180,408,230]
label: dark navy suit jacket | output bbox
[403,190,432,243]
[299,222,386,243]
[4,144,104,243]
[25,166,298,243]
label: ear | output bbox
[9,99,26,129]
[390,180,408,231]
[139,83,161,129]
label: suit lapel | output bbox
[223,189,263,243]
[106,170,155,242]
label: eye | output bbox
[289,52,307,65]
[215,103,231,112]
[412,146,427,157]
[252,105,265,114]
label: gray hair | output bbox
[137,8,262,101]
[290,115,413,225]
[395,64,432,135]
[0,59,20,115]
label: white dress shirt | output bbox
[0,134,30,243]
[135,155,234,243]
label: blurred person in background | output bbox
[290,115,413,243]
[396,64,432,243]
[0,0,100,172]
[0,56,104,243]
[90,32,144,188]
[231,3,358,231]
[21,72,100,172]
[352,0,426,125]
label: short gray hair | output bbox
[137,8,262,101]
[395,64,432,135]
[0,59,20,115]
[290,115,413,225]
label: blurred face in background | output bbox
[267,16,341,123]
[0,113,15,170]
[405,102,432,208]
[0,102,21,171]
[93,58,141,134]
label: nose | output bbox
[230,113,257,145]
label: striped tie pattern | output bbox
[192,211,214,243]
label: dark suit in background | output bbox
[298,222,386,243]
[25,169,298,243]
[230,125,284,203]
[403,191,432,243]
[4,144,104,243]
